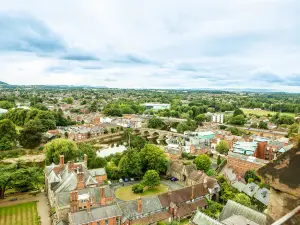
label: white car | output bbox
[119,179,123,183]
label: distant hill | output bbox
[0,81,8,85]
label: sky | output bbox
[1,0,300,91]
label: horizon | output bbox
[1,1,300,92]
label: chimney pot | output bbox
[84,154,87,167]
[137,197,142,213]
[59,155,64,167]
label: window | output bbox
[105,220,109,225]
[116,217,120,225]
[97,222,100,225]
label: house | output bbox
[143,103,171,110]
[167,161,218,189]
[45,155,110,222]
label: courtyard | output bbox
[115,184,169,201]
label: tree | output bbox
[0,100,14,109]
[89,101,98,112]
[119,149,142,177]
[176,119,197,133]
[201,199,223,219]
[148,116,164,129]
[63,97,74,104]
[142,170,160,189]
[217,155,222,165]
[0,119,17,150]
[130,135,147,150]
[258,121,268,129]
[216,140,229,154]
[229,115,246,125]
[195,114,206,126]
[45,138,78,165]
[244,170,260,183]
[206,169,216,177]
[233,108,245,117]
[233,193,252,207]
[19,119,44,149]
[288,123,299,137]
[35,111,56,131]
[89,157,107,169]
[139,144,168,174]
[132,183,144,193]
[0,164,15,199]
[194,154,211,172]
[78,143,97,168]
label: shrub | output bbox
[132,183,144,193]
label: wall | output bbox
[267,188,300,225]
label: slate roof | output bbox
[192,211,223,225]
[158,183,208,207]
[118,196,162,219]
[131,211,171,225]
[242,183,259,197]
[232,181,246,192]
[89,168,106,176]
[70,205,122,225]
[177,198,207,217]
[220,200,266,225]
[254,188,269,206]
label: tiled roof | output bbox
[192,211,223,225]
[177,198,207,217]
[131,211,171,225]
[222,215,259,225]
[254,188,269,206]
[242,183,259,197]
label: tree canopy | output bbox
[216,140,229,154]
[194,154,211,172]
[0,119,17,150]
[18,119,44,149]
[142,170,160,189]
[45,138,78,165]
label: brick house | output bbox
[45,155,111,223]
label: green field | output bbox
[0,202,39,225]
[241,108,295,117]
[115,184,168,201]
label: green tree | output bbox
[233,108,245,117]
[244,170,260,183]
[0,164,15,199]
[217,155,222,165]
[288,123,299,137]
[216,140,229,154]
[78,143,97,168]
[229,115,246,125]
[140,144,168,174]
[0,119,17,150]
[45,138,78,165]
[18,119,44,149]
[119,149,142,177]
[0,100,14,109]
[35,111,56,131]
[194,154,211,172]
[148,116,164,129]
[201,199,223,219]
[233,193,252,207]
[142,170,160,189]
[258,121,268,129]
[25,109,39,124]
[89,157,107,169]
[130,135,147,150]
[132,183,144,193]
[195,114,206,126]
[63,97,74,104]
[89,101,98,112]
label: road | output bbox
[225,124,288,136]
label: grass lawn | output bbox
[241,108,295,117]
[0,201,39,225]
[115,184,168,201]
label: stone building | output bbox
[258,143,300,225]
[45,155,110,223]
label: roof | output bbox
[228,152,268,166]
[233,142,258,155]
[219,200,266,225]
[158,183,208,207]
[70,205,122,225]
[192,211,223,225]
[118,196,162,219]
[232,181,246,192]
[257,143,300,198]
[254,188,269,206]
[177,198,207,217]
[89,168,106,176]
[131,211,171,225]
[222,215,260,225]
[242,183,259,197]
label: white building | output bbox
[143,103,171,110]
[208,113,224,124]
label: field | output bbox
[0,202,39,225]
[241,108,295,117]
[115,184,168,201]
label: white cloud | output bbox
[0,0,300,91]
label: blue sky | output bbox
[1,0,300,91]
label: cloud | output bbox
[1,0,300,92]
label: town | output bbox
[0,87,299,225]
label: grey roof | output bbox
[89,168,106,176]
[224,167,236,182]
[118,196,162,219]
[85,176,98,186]
[70,205,122,225]
[48,170,60,183]
[55,186,112,207]
[220,200,266,225]
[53,172,77,193]
[232,181,246,192]
[222,215,259,225]
[242,183,259,197]
[254,188,269,206]
[45,163,56,175]
[192,211,223,225]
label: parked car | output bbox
[119,179,123,183]
[130,178,135,181]
[124,178,129,182]
[170,177,178,182]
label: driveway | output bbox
[161,180,184,190]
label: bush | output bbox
[0,149,27,160]
[132,183,144,193]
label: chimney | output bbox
[86,199,91,212]
[59,155,64,168]
[70,191,79,213]
[76,172,85,190]
[100,187,106,206]
[68,161,74,172]
[84,154,87,167]
[137,197,142,213]
[191,185,195,200]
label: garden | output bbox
[0,201,39,225]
